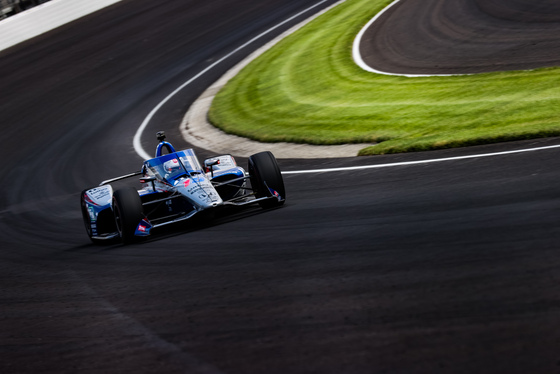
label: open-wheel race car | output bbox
[80,132,285,244]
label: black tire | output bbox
[112,187,144,244]
[248,151,286,209]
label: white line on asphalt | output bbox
[352,0,460,77]
[281,143,560,174]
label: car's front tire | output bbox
[248,151,285,209]
[112,187,143,244]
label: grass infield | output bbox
[208,0,560,155]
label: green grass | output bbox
[209,0,560,155]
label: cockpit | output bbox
[143,150,203,184]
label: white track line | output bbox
[352,0,461,77]
[133,0,334,161]
[282,143,560,174]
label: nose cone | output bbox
[176,176,223,210]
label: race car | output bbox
[80,131,285,244]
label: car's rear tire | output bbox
[112,187,143,244]
[248,151,285,209]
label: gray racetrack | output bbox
[358,0,560,75]
[2,0,560,372]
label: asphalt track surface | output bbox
[2,0,560,373]
[359,0,560,74]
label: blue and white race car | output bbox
[80,132,285,243]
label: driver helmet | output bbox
[163,158,181,174]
